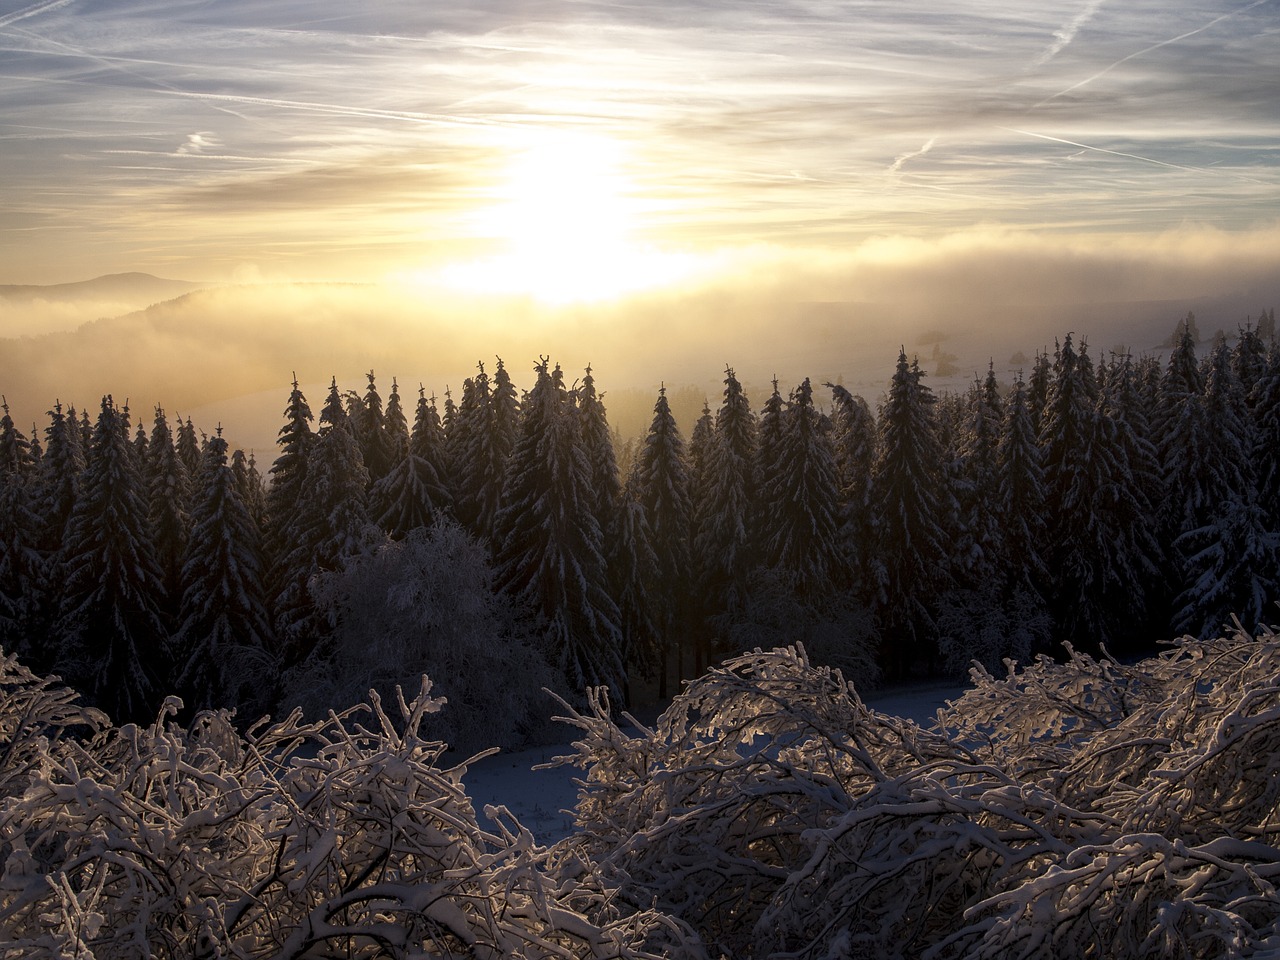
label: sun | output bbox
[440,130,698,302]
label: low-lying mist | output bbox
[3,226,1277,452]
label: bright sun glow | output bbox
[437,131,701,302]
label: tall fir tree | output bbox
[494,359,624,698]
[232,448,267,531]
[55,396,169,722]
[175,414,201,479]
[869,351,951,676]
[355,370,394,487]
[370,385,451,538]
[995,373,1051,638]
[628,384,693,695]
[1254,343,1280,530]
[274,378,372,657]
[1171,338,1271,638]
[146,406,191,619]
[175,429,273,712]
[576,364,623,543]
[0,401,39,660]
[264,376,315,613]
[757,378,843,590]
[825,382,876,580]
[450,364,503,539]
[693,367,757,637]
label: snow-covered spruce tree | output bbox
[936,366,1042,675]
[174,428,274,714]
[263,376,314,562]
[370,385,452,539]
[611,491,661,691]
[445,369,487,535]
[132,418,148,462]
[54,395,170,723]
[1039,334,1110,647]
[1026,348,1052,437]
[1254,341,1280,530]
[174,413,201,479]
[989,373,1052,665]
[0,660,688,959]
[628,385,693,696]
[749,377,846,633]
[353,369,394,488]
[824,381,876,578]
[0,402,40,662]
[1156,322,1211,541]
[684,399,716,673]
[273,378,373,660]
[869,350,951,676]
[693,368,757,638]
[145,406,190,619]
[576,364,623,543]
[450,361,516,542]
[33,402,83,559]
[232,447,267,531]
[283,519,559,754]
[494,359,625,699]
[1172,339,1276,638]
[1233,320,1269,401]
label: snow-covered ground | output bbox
[463,678,966,843]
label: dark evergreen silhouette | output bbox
[869,351,951,676]
[494,360,623,698]
[55,396,169,722]
[628,385,692,695]
[175,429,273,711]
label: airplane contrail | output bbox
[0,0,75,30]
[1035,0,1106,66]
[1035,0,1270,107]
[1001,127,1270,185]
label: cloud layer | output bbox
[0,0,1276,287]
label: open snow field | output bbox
[464,679,966,843]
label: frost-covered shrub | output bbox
[281,519,561,754]
[0,662,690,959]
[553,629,1280,959]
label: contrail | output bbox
[1001,127,1269,184]
[889,137,936,176]
[0,0,75,30]
[1036,0,1269,107]
[160,89,501,129]
[1035,0,1106,66]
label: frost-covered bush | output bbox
[552,628,1280,959]
[281,520,561,754]
[0,659,691,959]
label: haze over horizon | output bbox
[1,0,1276,308]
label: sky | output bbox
[2,0,1278,301]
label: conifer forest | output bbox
[2,312,1280,957]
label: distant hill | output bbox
[0,272,211,340]
[0,272,204,305]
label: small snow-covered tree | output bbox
[284,519,558,754]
